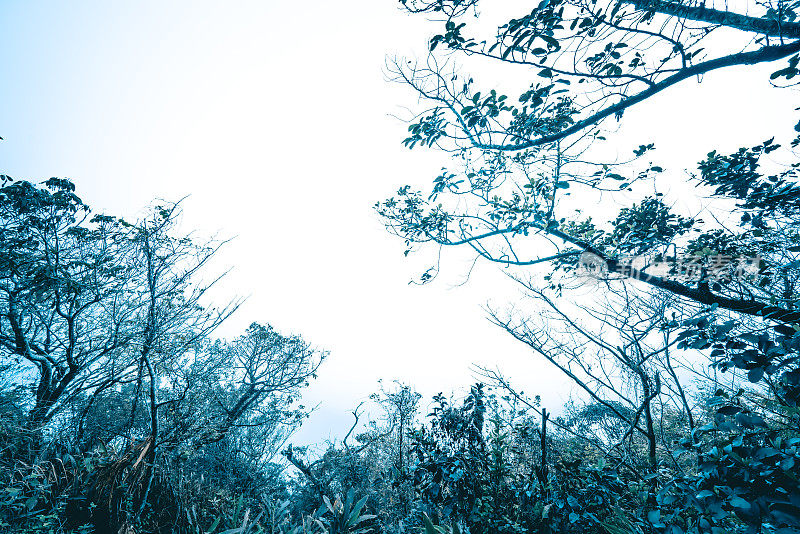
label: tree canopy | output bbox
[375,0,800,531]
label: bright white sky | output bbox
[1,0,796,448]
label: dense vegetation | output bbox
[3,0,800,532]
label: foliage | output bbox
[0,177,321,533]
[376,1,800,533]
[4,2,800,531]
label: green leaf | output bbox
[423,513,441,534]
[206,515,222,534]
[323,495,335,515]
[346,495,369,527]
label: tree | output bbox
[378,1,800,531]
[371,380,422,480]
[379,0,800,322]
[480,287,696,475]
[394,0,799,152]
[111,200,239,528]
[379,0,800,431]
[0,178,326,533]
[160,322,324,455]
[0,177,138,441]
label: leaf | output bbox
[736,412,767,428]
[25,497,36,511]
[422,513,441,534]
[717,405,741,416]
[541,35,560,50]
[323,495,335,515]
[748,367,765,382]
[352,514,377,525]
[232,494,242,523]
[648,509,665,528]
[346,495,370,527]
[206,515,222,534]
[729,496,751,509]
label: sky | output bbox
[1,0,797,448]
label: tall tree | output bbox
[0,177,138,438]
[379,1,800,531]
